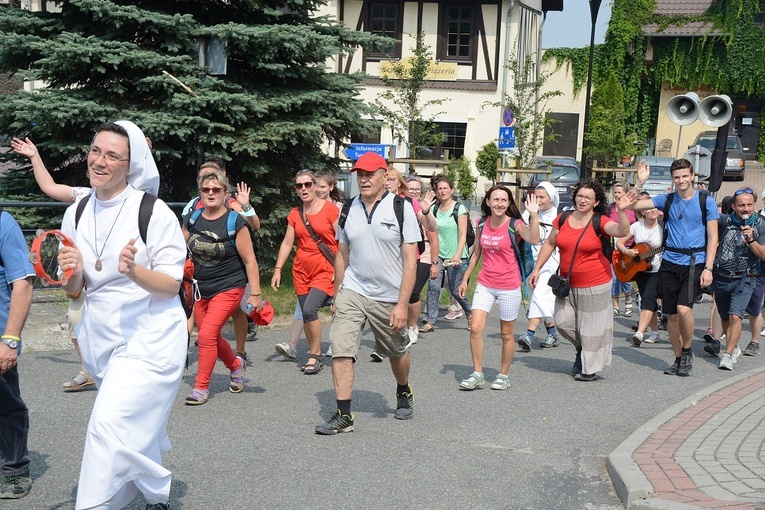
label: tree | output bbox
[374,32,447,159]
[495,49,562,169]
[585,72,632,168]
[0,0,382,263]
[475,142,500,184]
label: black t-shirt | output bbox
[184,210,247,298]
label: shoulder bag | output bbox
[548,215,592,298]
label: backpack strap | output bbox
[452,202,461,225]
[393,195,405,247]
[338,197,354,230]
[138,193,157,243]
[476,215,527,282]
[187,207,238,251]
[74,194,90,229]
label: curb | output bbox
[607,365,765,509]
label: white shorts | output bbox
[470,283,522,322]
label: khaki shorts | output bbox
[67,291,86,339]
[330,288,407,360]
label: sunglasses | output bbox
[200,187,225,195]
[735,188,754,196]
[295,182,314,190]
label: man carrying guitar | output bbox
[615,191,663,346]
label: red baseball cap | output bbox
[249,301,275,326]
[351,152,387,172]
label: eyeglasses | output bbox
[295,182,314,190]
[408,188,422,193]
[735,188,754,196]
[88,146,129,164]
[200,187,225,194]
[575,195,595,203]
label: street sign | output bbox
[498,127,515,149]
[343,144,394,161]
[502,107,515,127]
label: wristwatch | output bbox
[431,260,439,265]
[241,203,252,212]
[422,208,430,215]
[1,337,19,350]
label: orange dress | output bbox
[287,201,339,296]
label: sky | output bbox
[541,1,613,49]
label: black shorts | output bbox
[409,262,431,304]
[634,271,660,312]
[657,260,704,315]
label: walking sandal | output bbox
[302,353,323,375]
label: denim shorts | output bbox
[714,276,756,320]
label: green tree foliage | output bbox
[494,50,561,169]
[586,72,630,167]
[475,142,500,183]
[374,32,447,159]
[0,0,382,263]
[450,155,474,201]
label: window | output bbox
[440,5,474,62]
[350,127,381,144]
[368,2,402,59]
[427,122,467,159]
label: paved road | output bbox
[9,294,764,510]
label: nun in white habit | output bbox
[522,182,561,331]
[58,121,187,510]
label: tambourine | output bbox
[29,229,74,286]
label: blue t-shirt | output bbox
[652,192,719,265]
[0,211,36,344]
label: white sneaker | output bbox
[645,332,660,344]
[632,331,643,346]
[760,327,765,336]
[325,345,333,357]
[719,353,734,370]
[275,342,296,359]
[445,309,464,320]
[405,326,418,349]
[732,345,741,363]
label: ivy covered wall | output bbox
[543,0,765,162]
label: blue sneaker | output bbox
[540,334,559,348]
[517,332,533,352]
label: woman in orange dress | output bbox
[272,170,339,374]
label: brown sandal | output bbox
[418,323,435,333]
[302,353,323,375]
[63,370,95,392]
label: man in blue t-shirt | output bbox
[632,158,719,377]
[315,152,421,435]
[0,211,35,499]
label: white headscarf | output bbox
[535,181,560,209]
[115,120,160,196]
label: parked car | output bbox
[529,163,580,211]
[531,155,582,176]
[691,131,747,181]
[637,156,675,197]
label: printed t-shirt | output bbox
[287,201,339,296]
[629,221,662,273]
[477,217,522,290]
[554,214,611,288]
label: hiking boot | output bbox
[743,341,760,357]
[0,470,31,499]
[571,350,582,376]
[517,332,533,352]
[490,374,510,390]
[459,372,485,390]
[677,351,694,377]
[704,340,721,357]
[719,353,734,370]
[229,355,246,393]
[445,309,463,320]
[394,384,414,420]
[645,332,660,344]
[540,334,559,348]
[632,331,643,347]
[275,342,296,359]
[315,410,354,435]
[663,362,679,376]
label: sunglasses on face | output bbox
[200,187,225,195]
[735,188,754,196]
[295,182,314,190]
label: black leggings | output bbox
[297,288,331,322]
[409,262,432,304]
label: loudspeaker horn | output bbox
[699,94,733,128]
[666,92,700,126]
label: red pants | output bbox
[193,287,244,391]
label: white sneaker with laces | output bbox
[719,353,734,370]
[645,332,660,344]
[732,345,741,363]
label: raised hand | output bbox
[524,192,540,215]
[236,182,251,206]
[636,159,650,184]
[11,137,38,160]
[419,189,436,211]
[616,189,638,211]
[118,238,139,275]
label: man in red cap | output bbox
[315,152,421,434]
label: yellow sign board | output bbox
[379,58,457,81]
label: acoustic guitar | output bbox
[612,242,664,282]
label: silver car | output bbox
[638,156,675,197]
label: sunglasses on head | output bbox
[200,187,225,194]
[295,182,314,190]
[735,188,754,196]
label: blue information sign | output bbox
[344,144,394,161]
[498,127,515,149]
